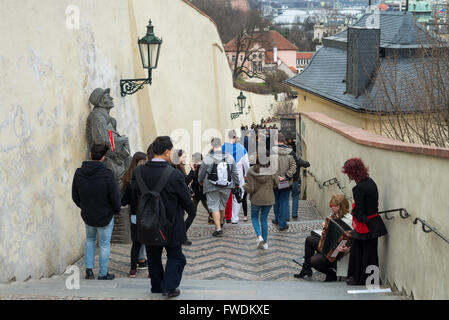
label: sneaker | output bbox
[262,243,268,250]
[271,219,278,225]
[212,230,223,237]
[278,225,289,231]
[292,216,298,220]
[257,236,265,249]
[232,222,238,225]
[129,269,137,278]
[85,268,94,280]
[137,260,148,270]
[226,219,231,223]
[98,273,115,280]
[243,216,248,222]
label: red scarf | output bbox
[351,202,378,234]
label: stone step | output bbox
[0,277,407,300]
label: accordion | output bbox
[317,217,352,262]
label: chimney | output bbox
[346,27,380,97]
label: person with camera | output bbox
[198,138,240,237]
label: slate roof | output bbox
[287,12,444,113]
[325,11,431,49]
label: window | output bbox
[304,95,307,101]
[240,55,243,61]
[252,61,257,72]
[232,55,236,62]
[258,61,262,72]
[259,54,262,59]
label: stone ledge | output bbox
[302,112,449,159]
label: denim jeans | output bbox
[273,188,290,229]
[251,204,272,243]
[85,217,114,277]
[291,181,300,218]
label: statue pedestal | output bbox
[111,207,132,244]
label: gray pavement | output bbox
[0,277,406,300]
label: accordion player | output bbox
[318,216,352,262]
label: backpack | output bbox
[134,165,174,246]
[207,153,232,187]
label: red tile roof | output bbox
[225,30,298,52]
[296,52,315,60]
[289,66,298,73]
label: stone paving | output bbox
[73,199,326,281]
[0,199,406,300]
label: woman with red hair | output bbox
[339,158,387,286]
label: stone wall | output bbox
[0,0,244,282]
[300,112,449,299]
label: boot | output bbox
[294,261,312,279]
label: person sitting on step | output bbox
[294,194,350,282]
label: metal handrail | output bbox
[305,171,350,198]
[378,208,410,220]
[413,218,449,245]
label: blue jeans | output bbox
[291,181,300,218]
[273,188,290,229]
[251,204,271,243]
[85,217,114,277]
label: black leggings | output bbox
[242,192,248,217]
[130,223,147,270]
[303,234,336,276]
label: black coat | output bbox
[351,177,388,240]
[132,160,196,247]
[72,161,121,227]
[121,179,139,215]
[289,150,310,183]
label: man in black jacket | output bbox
[133,136,195,298]
[72,143,121,280]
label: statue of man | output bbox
[86,88,131,190]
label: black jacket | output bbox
[351,177,388,240]
[289,150,310,183]
[132,160,196,247]
[186,165,205,201]
[72,161,121,227]
[121,179,139,216]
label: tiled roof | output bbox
[326,11,430,49]
[296,52,315,59]
[289,66,298,73]
[286,11,445,113]
[287,46,427,113]
[225,30,298,52]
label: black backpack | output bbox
[134,165,174,246]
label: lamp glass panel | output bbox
[139,43,149,69]
[149,43,161,69]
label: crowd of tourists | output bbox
[71,129,388,297]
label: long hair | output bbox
[253,151,271,174]
[341,158,369,183]
[329,194,350,219]
[122,151,146,188]
[172,149,186,175]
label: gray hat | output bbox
[89,88,110,106]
